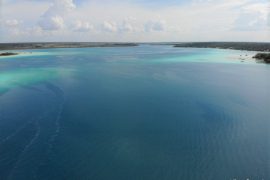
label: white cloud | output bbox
[4,19,20,27]
[144,20,166,32]
[232,2,269,31]
[243,3,268,20]
[100,18,138,33]
[73,20,94,32]
[268,10,270,26]
[102,21,118,32]
[43,0,76,17]
[39,15,65,31]
[1,0,269,42]
[38,0,76,31]
[119,21,134,32]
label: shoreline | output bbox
[171,42,270,64]
[0,43,138,58]
[0,42,138,51]
[172,42,270,52]
[1,42,270,51]
[1,42,269,63]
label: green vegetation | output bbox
[253,53,270,63]
[173,42,270,52]
[0,52,18,56]
[0,43,138,50]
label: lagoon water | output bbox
[0,45,269,180]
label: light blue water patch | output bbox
[148,47,257,64]
[0,68,74,94]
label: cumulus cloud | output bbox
[39,15,64,31]
[101,20,136,33]
[1,0,269,42]
[43,0,76,17]
[232,2,269,31]
[4,19,20,27]
[119,21,134,32]
[144,20,166,32]
[73,20,94,32]
[268,10,270,26]
[119,17,139,32]
[102,21,118,32]
[38,0,76,31]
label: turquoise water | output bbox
[0,45,269,180]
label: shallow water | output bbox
[0,45,269,180]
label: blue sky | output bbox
[0,0,269,42]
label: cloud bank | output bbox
[1,0,269,42]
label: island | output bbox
[0,52,19,56]
[253,53,270,63]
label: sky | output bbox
[0,0,269,42]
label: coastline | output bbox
[0,42,138,58]
[1,42,269,63]
[0,42,138,51]
[2,42,270,52]
[171,42,270,64]
[172,42,270,52]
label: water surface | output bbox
[0,45,269,180]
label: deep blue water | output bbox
[0,45,269,180]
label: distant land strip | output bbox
[1,42,270,63]
[172,42,270,52]
[1,42,270,52]
[171,42,270,63]
[0,42,138,51]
